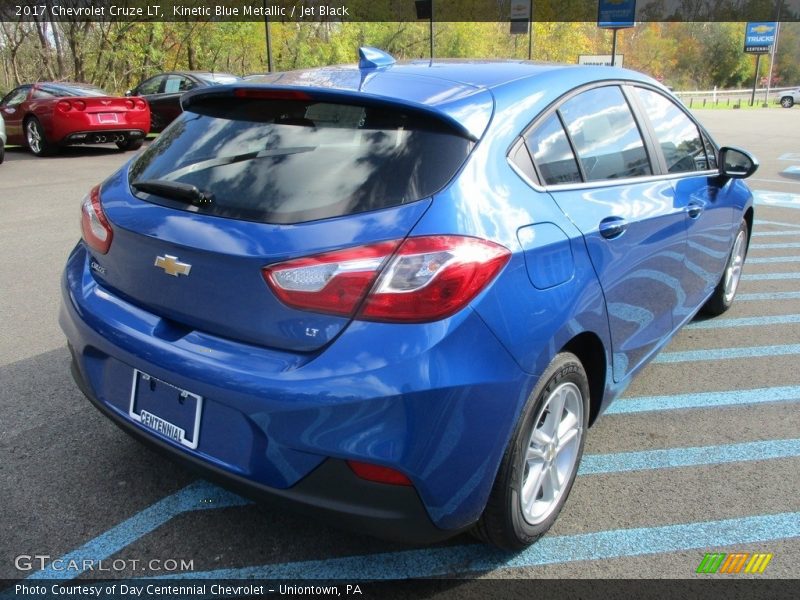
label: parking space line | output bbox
[753,230,800,237]
[687,314,800,329]
[754,220,800,228]
[741,273,800,281]
[27,481,251,580]
[653,344,800,363]
[750,242,800,249]
[160,512,800,579]
[607,385,800,414]
[747,257,800,264]
[579,439,800,474]
[738,291,800,301]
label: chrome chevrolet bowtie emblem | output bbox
[154,255,192,277]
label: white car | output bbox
[0,112,6,164]
[780,88,800,108]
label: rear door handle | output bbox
[599,216,628,240]
[686,202,704,219]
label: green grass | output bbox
[680,98,785,110]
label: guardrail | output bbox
[673,87,796,108]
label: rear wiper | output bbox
[131,179,214,205]
[167,146,316,179]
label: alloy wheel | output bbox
[723,229,747,303]
[26,121,42,154]
[520,381,584,525]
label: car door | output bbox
[528,85,686,382]
[631,86,734,319]
[0,86,32,142]
[133,75,168,129]
[158,75,196,125]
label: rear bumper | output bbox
[60,244,531,537]
[63,130,146,145]
[68,350,453,544]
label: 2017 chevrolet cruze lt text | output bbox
[61,48,757,549]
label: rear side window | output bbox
[558,86,652,182]
[129,97,473,224]
[525,113,581,185]
[635,88,707,173]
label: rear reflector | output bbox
[263,236,510,322]
[346,461,412,486]
[81,185,113,254]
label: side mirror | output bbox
[719,146,758,179]
[125,90,133,97]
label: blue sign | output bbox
[598,0,636,29]
[744,22,777,54]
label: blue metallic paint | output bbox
[60,60,753,536]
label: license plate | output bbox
[128,370,202,449]
[97,113,118,124]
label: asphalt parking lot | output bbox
[1,109,799,587]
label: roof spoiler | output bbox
[181,85,480,142]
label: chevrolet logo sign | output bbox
[154,255,192,277]
[752,25,774,34]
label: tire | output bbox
[780,96,794,108]
[25,117,56,156]
[472,352,589,550]
[116,138,143,151]
[702,219,749,316]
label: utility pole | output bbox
[263,0,273,72]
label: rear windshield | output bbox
[129,96,473,224]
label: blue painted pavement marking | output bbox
[687,314,800,329]
[653,344,800,363]
[27,481,251,580]
[738,291,800,301]
[606,385,800,415]
[742,272,800,281]
[753,230,800,237]
[157,512,800,579]
[754,219,800,228]
[579,438,800,475]
[783,165,800,176]
[750,242,800,249]
[747,256,800,264]
[753,190,800,209]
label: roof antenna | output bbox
[358,47,396,70]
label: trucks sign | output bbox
[744,22,777,54]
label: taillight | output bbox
[263,241,400,317]
[125,99,135,110]
[81,185,113,254]
[263,236,510,322]
[135,98,147,110]
[57,100,71,112]
[346,461,412,486]
[72,100,86,111]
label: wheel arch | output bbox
[560,331,607,427]
[743,205,754,252]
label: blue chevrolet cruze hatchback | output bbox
[61,48,758,549]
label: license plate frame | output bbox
[128,369,203,450]
[97,113,119,124]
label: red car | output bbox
[0,82,150,156]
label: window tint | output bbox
[635,88,707,173]
[137,76,163,95]
[129,98,474,224]
[165,75,194,93]
[558,86,652,181]
[2,87,29,107]
[509,139,538,183]
[526,113,581,185]
[701,132,718,170]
